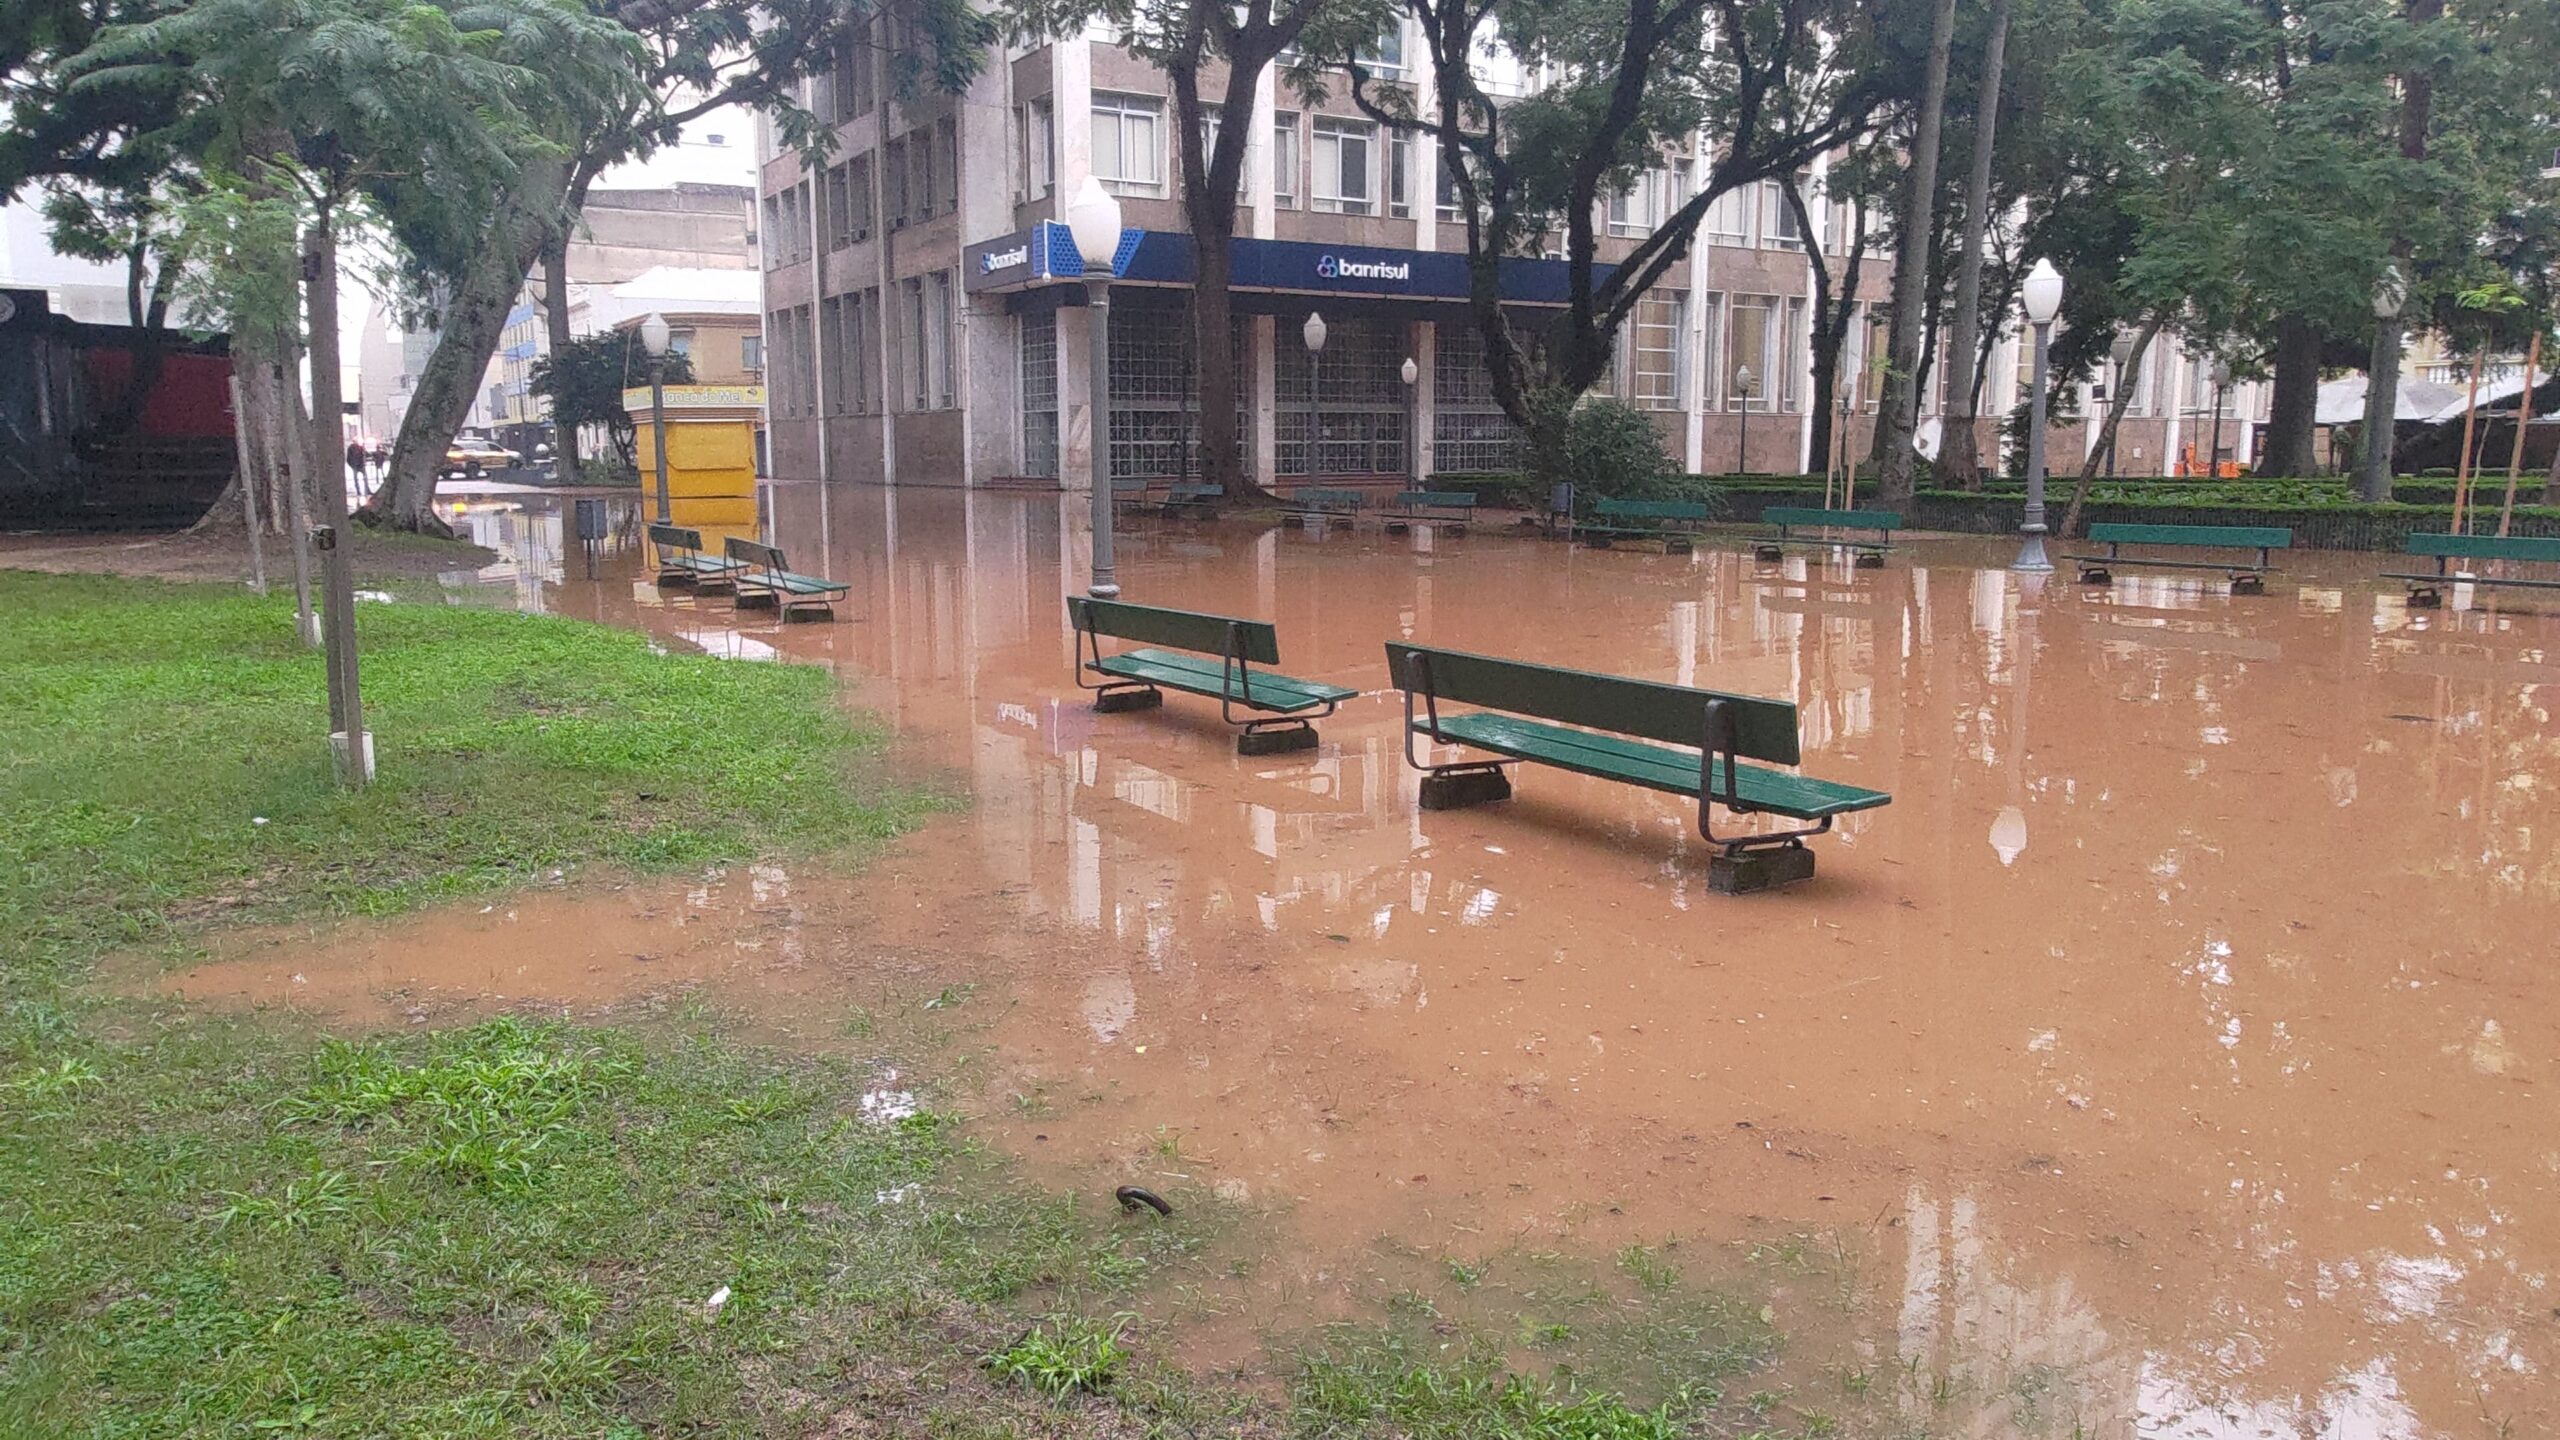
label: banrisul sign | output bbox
[979,244,1029,275]
[1316,253,1410,284]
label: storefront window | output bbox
[1278,316,1406,476]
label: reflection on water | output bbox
[300,485,2560,1434]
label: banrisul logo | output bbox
[979,244,1029,275]
[1316,253,1410,283]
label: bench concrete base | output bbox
[1581,534,1613,549]
[2077,566,2111,584]
[1238,721,1320,756]
[1419,767,1513,810]
[1664,536,1695,555]
[734,591,779,610]
[1854,552,1886,569]
[1385,520,1411,535]
[1094,686,1165,713]
[1708,844,1816,894]
[1753,544,1784,563]
[2405,586,2443,609]
[2229,573,2266,595]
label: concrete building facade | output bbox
[756,23,2270,490]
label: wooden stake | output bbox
[2452,346,2485,534]
[2498,330,2540,538]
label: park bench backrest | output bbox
[2086,523,2291,550]
[1762,506,1903,531]
[1384,643,1801,766]
[1293,488,1365,508]
[1112,478,1150,494]
[1168,483,1224,500]
[1394,491,1476,508]
[649,523,706,555]
[2408,531,2560,564]
[1592,498,1712,522]
[1068,597,1282,665]
[724,536,792,572]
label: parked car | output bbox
[440,436,519,479]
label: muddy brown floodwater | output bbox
[155,486,2559,1437]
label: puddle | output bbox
[142,486,2560,1436]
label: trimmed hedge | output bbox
[1428,470,2560,551]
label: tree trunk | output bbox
[1780,176,1861,480]
[1875,0,1959,506]
[2254,314,2322,476]
[305,206,366,777]
[1932,0,2011,491]
[542,227,580,482]
[365,152,574,533]
[2061,315,2162,538]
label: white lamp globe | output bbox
[1303,311,1327,353]
[639,312,671,358]
[1065,177,1124,270]
[1401,357,1418,386]
[2022,258,2064,324]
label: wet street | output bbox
[161,484,2557,1438]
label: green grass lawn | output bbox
[0,571,1842,1439]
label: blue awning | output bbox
[965,224,1600,308]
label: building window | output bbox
[1630,289,1683,410]
[1092,92,1166,195]
[933,116,959,217]
[1432,323,1524,473]
[1706,184,1749,246]
[1019,97,1055,200]
[1021,311,1058,477]
[761,195,782,268]
[900,278,927,410]
[821,297,848,415]
[1609,163,1688,239]
[1312,117,1376,215]
[1759,175,1808,249]
[1388,132,1412,219]
[1360,22,1406,75]
[1107,307,1252,480]
[1725,295,1777,413]
[846,22,875,116]
[1273,111,1300,208]
[1277,315,1405,476]
[929,271,956,409]
[742,334,763,373]
[842,289,876,414]
[1780,295,1808,411]
[846,154,874,242]
[1436,149,1467,223]
[886,138,911,229]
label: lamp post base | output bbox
[2013,528,2054,573]
[1087,581,1121,599]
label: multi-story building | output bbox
[757,21,2267,489]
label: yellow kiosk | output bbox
[625,383,763,534]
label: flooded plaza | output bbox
[158,484,2557,1438]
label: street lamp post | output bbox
[2106,331,2137,477]
[2208,357,2232,478]
[640,311,672,523]
[1401,355,1420,485]
[1067,178,1125,598]
[1734,363,1756,475]
[1302,311,1328,493]
[2358,263,2406,501]
[2014,257,2064,572]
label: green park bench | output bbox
[1578,498,1713,553]
[1068,596,1356,755]
[2064,522,2291,595]
[722,536,850,620]
[648,523,745,590]
[1384,490,1478,536]
[1753,507,1903,568]
[1282,487,1365,529]
[1109,478,1152,510]
[2385,531,2560,609]
[1383,643,1892,894]
[1161,482,1223,515]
